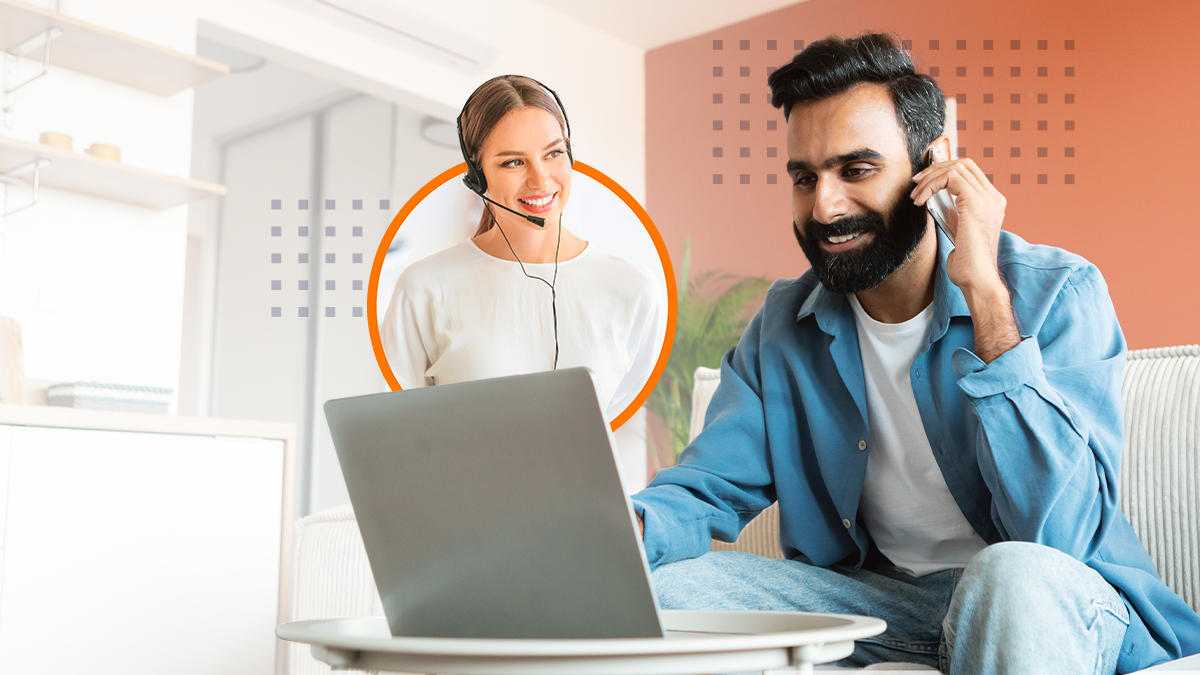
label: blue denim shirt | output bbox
[632,230,1200,672]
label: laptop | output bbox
[323,367,665,640]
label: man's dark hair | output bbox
[767,33,945,173]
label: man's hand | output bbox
[910,149,1006,292]
[910,149,1021,362]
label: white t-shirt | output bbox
[381,239,666,422]
[850,294,988,576]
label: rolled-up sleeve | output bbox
[952,267,1126,561]
[632,308,776,569]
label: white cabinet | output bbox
[0,408,294,675]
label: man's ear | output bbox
[926,135,953,164]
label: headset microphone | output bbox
[478,193,546,228]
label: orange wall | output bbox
[646,0,1200,350]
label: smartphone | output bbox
[924,151,958,244]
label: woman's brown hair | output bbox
[460,75,571,236]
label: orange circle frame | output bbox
[367,161,678,431]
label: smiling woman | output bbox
[380,75,667,424]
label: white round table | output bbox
[276,609,887,675]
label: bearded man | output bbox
[631,32,1200,674]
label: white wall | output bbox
[181,55,357,418]
[308,96,397,512]
[488,0,647,201]
[204,94,420,515]
[197,0,646,200]
[210,115,317,430]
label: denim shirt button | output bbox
[858,440,867,451]
[842,518,852,529]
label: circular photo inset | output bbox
[368,160,674,431]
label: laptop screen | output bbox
[324,368,664,639]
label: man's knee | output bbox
[955,541,1127,621]
[946,543,1129,673]
[960,541,1063,591]
[961,542,1077,593]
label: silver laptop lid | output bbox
[324,368,664,639]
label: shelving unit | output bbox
[0,0,229,96]
[0,136,225,210]
[0,1,230,211]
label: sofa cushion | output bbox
[1118,345,1200,613]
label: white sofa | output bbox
[286,345,1200,673]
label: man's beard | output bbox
[793,190,929,295]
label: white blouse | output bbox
[381,240,666,421]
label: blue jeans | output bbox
[651,542,1129,674]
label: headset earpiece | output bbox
[457,112,487,195]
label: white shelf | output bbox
[0,135,225,210]
[0,0,229,96]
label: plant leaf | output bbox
[646,242,769,463]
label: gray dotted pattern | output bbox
[267,197,393,317]
[709,34,1077,186]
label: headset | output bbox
[455,76,573,369]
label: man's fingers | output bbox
[911,160,988,206]
[947,159,1007,215]
[910,169,950,206]
[947,163,987,196]
[946,157,1006,204]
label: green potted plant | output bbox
[647,237,769,468]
